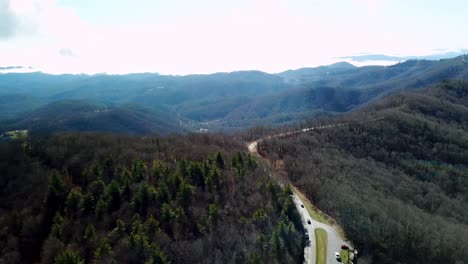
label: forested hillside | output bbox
[259,81,468,264]
[0,100,186,135]
[0,133,304,263]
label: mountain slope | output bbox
[279,61,357,80]
[223,56,468,129]
[2,100,185,135]
[259,81,468,264]
[0,94,43,119]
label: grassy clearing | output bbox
[340,249,350,263]
[3,130,28,139]
[315,228,327,264]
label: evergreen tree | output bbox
[105,180,122,212]
[177,181,193,208]
[93,238,113,263]
[133,183,157,214]
[215,152,225,169]
[151,160,167,183]
[54,249,84,264]
[50,213,64,238]
[102,156,114,182]
[45,170,68,215]
[65,187,83,217]
[88,180,105,201]
[95,199,107,220]
[144,215,160,241]
[131,158,146,181]
[81,192,95,216]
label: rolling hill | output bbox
[1,100,185,135]
[258,81,468,264]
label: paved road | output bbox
[249,140,314,264]
[247,123,352,264]
[292,193,315,264]
[292,192,350,264]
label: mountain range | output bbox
[1,55,468,134]
[0,54,467,264]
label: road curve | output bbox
[247,124,352,264]
[291,186,350,264]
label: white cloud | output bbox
[2,0,346,74]
[0,0,15,39]
[1,0,467,74]
[59,47,74,57]
[0,0,41,39]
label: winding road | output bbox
[247,124,350,264]
[293,191,351,264]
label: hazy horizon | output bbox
[0,57,392,75]
[1,0,468,75]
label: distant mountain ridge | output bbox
[1,55,468,134]
[339,49,468,62]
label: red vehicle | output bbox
[341,245,349,250]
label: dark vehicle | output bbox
[335,252,341,262]
[307,219,311,224]
[301,204,304,208]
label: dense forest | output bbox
[259,81,468,264]
[0,133,304,263]
[0,100,186,135]
[1,62,468,263]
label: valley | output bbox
[0,59,467,264]
[2,0,468,263]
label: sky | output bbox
[0,0,467,75]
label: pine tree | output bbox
[50,213,64,239]
[131,158,147,181]
[65,187,83,217]
[88,180,105,201]
[215,152,225,169]
[54,249,84,264]
[45,170,68,215]
[81,192,95,216]
[102,156,114,182]
[106,180,122,212]
[95,199,107,220]
[176,181,193,208]
[144,215,160,241]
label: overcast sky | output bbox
[1,0,467,74]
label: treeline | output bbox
[0,133,304,263]
[259,81,468,264]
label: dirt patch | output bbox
[274,159,288,176]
